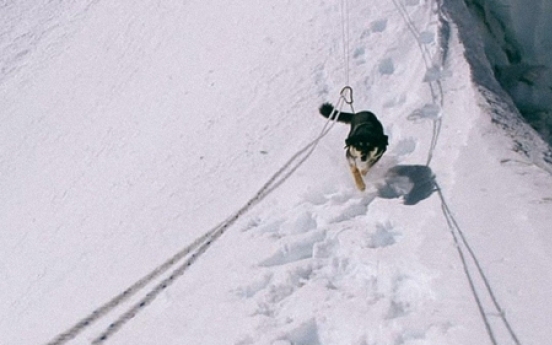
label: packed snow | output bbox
[1,1,551,345]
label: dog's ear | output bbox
[382,134,389,146]
[345,136,360,147]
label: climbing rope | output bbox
[436,183,521,345]
[392,0,444,166]
[45,89,352,345]
[340,0,352,87]
[46,1,359,341]
[391,1,523,344]
[45,226,219,345]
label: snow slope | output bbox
[1,1,551,345]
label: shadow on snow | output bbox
[376,165,436,205]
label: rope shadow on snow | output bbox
[376,165,436,205]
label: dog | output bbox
[319,102,388,191]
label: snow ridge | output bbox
[396,2,522,344]
[234,2,514,344]
[393,0,446,166]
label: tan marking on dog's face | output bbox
[369,147,385,166]
[348,146,362,158]
[348,146,372,172]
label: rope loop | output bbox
[340,85,355,113]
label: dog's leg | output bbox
[347,151,366,191]
[350,165,366,191]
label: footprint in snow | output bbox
[378,58,395,75]
[353,46,366,65]
[383,93,407,108]
[330,198,372,223]
[233,273,273,298]
[419,30,435,44]
[313,191,376,224]
[242,263,318,318]
[273,319,321,345]
[392,137,417,157]
[259,230,326,267]
[364,222,400,249]
[279,210,317,236]
[423,64,451,82]
[407,103,441,121]
[386,273,434,320]
[370,19,387,33]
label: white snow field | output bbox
[1,1,551,345]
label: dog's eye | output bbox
[361,155,367,161]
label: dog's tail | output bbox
[318,103,353,123]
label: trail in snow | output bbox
[234,187,437,344]
[36,1,465,343]
[110,1,473,344]
[393,1,522,344]
[223,2,520,344]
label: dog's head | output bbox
[347,136,386,160]
[345,130,388,172]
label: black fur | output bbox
[319,102,354,123]
[318,102,388,167]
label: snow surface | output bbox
[1,1,552,345]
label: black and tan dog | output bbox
[319,103,388,191]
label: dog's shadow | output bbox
[376,165,436,205]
